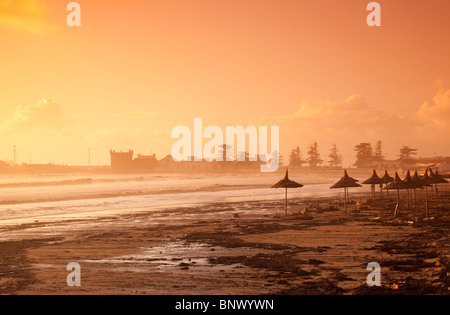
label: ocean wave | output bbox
[0,178,94,188]
[0,183,266,205]
[0,176,150,188]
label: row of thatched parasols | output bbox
[379,169,449,217]
[271,168,448,216]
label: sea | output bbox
[0,171,372,239]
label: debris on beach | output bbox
[282,208,314,220]
[322,205,339,212]
[356,201,368,211]
[296,208,313,220]
[383,219,415,226]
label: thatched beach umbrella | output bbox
[403,171,423,210]
[384,172,407,216]
[271,169,304,216]
[435,170,449,183]
[380,170,394,197]
[330,170,362,213]
[413,171,432,217]
[420,169,434,187]
[403,171,420,211]
[362,169,383,203]
[337,170,359,201]
[422,170,435,217]
[436,170,449,195]
[384,172,405,203]
[429,169,449,196]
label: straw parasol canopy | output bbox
[330,170,362,213]
[403,171,423,210]
[362,169,383,185]
[330,170,360,188]
[420,169,434,186]
[380,170,394,197]
[271,169,304,215]
[429,169,449,197]
[430,169,449,184]
[422,170,437,216]
[383,172,406,203]
[380,170,394,184]
[412,171,431,216]
[362,169,383,202]
[412,170,428,188]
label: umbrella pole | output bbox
[425,186,429,218]
[344,187,347,214]
[413,188,416,210]
[285,187,287,216]
[372,185,375,204]
[406,189,410,211]
[396,189,400,217]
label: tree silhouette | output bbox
[398,146,418,164]
[354,143,373,168]
[237,151,249,162]
[217,144,234,162]
[307,142,323,168]
[328,144,343,168]
[373,140,385,162]
[289,146,304,169]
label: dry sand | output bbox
[0,191,449,295]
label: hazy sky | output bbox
[1,0,449,166]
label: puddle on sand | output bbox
[84,241,262,273]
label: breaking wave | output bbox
[0,176,149,188]
[0,183,266,205]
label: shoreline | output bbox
[0,191,449,295]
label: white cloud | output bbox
[254,91,448,161]
[417,80,450,128]
[3,98,65,131]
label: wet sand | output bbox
[0,191,449,295]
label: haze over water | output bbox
[0,171,355,230]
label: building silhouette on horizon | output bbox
[110,150,158,171]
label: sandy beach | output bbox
[1,188,449,295]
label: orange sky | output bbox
[1,0,450,166]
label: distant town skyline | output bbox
[2,142,449,170]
